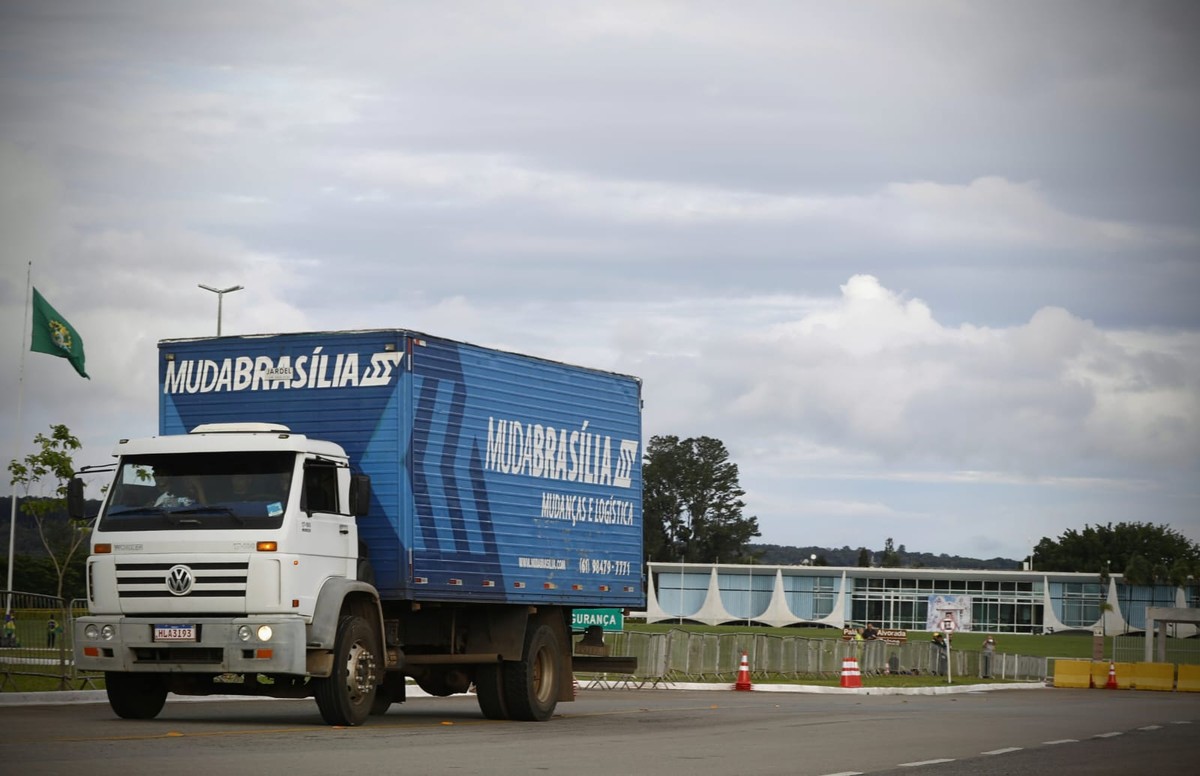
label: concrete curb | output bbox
[0,681,1043,706]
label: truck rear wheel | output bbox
[474,663,508,720]
[105,672,167,720]
[502,623,560,721]
[313,615,379,726]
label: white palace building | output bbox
[636,562,1200,636]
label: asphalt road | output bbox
[2,687,1197,775]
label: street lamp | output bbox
[198,284,243,336]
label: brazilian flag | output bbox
[30,287,89,379]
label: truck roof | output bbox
[111,424,347,458]
[158,328,642,384]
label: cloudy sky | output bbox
[2,1,1197,563]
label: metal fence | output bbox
[581,629,1049,686]
[0,590,97,691]
[1113,634,1200,665]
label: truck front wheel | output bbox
[105,672,167,720]
[313,615,379,726]
[502,623,560,721]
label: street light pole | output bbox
[198,284,243,336]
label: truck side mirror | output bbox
[350,474,371,517]
[67,477,86,520]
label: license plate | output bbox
[153,624,197,642]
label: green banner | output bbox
[572,608,624,632]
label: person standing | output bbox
[931,631,948,676]
[981,635,996,678]
[2,612,16,648]
[47,617,58,647]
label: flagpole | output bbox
[6,261,32,611]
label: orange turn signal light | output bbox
[94,544,112,554]
[256,541,277,552]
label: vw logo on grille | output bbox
[166,565,194,596]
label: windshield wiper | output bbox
[106,506,168,517]
[171,505,245,525]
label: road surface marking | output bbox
[1043,739,1078,745]
[982,747,1023,755]
[1094,732,1122,738]
[898,759,955,767]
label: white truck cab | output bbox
[72,423,381,723]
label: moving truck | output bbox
[71,330,643,725]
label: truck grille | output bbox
[116,561,250,600]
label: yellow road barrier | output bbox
[1131,662,1174,691]
[1176,664,1200,693]
[1053,659,1093,689]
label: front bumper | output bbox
[74,615,309,675]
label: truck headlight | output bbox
[84,624,99,640]
[238,625,253,642]
[256,625,273,642]
[101,624,115,641]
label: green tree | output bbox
[7,424,89,600]
[1032,522,1199,576]
[643,435,760,564]
[1123,553,1153,586]
[881,537,902,568]
[857,547,870,567]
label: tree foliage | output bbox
[1032,522,1200,579]
[643,435,760,563]
[881,537,902,568]
[7,424,90,599]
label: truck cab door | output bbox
[293,460,356,580]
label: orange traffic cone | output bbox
[1105,662,1118,689]
[734,651,753,691]
[840,656,863,688]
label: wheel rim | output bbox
[344,640,378,702]
[532,645,552,704]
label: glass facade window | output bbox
[850,576,1045,633]
[813,577,836,619]
[1059,582,1103,627]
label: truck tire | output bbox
[105,672,167,720]
[369,673,406,716]
[313,615,379,726]
[502,623,560,721]
[474,663,508,720]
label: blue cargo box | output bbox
[158,330,644,609]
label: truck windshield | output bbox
[98,451,295,531]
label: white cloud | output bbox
[333,152,1194,253]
